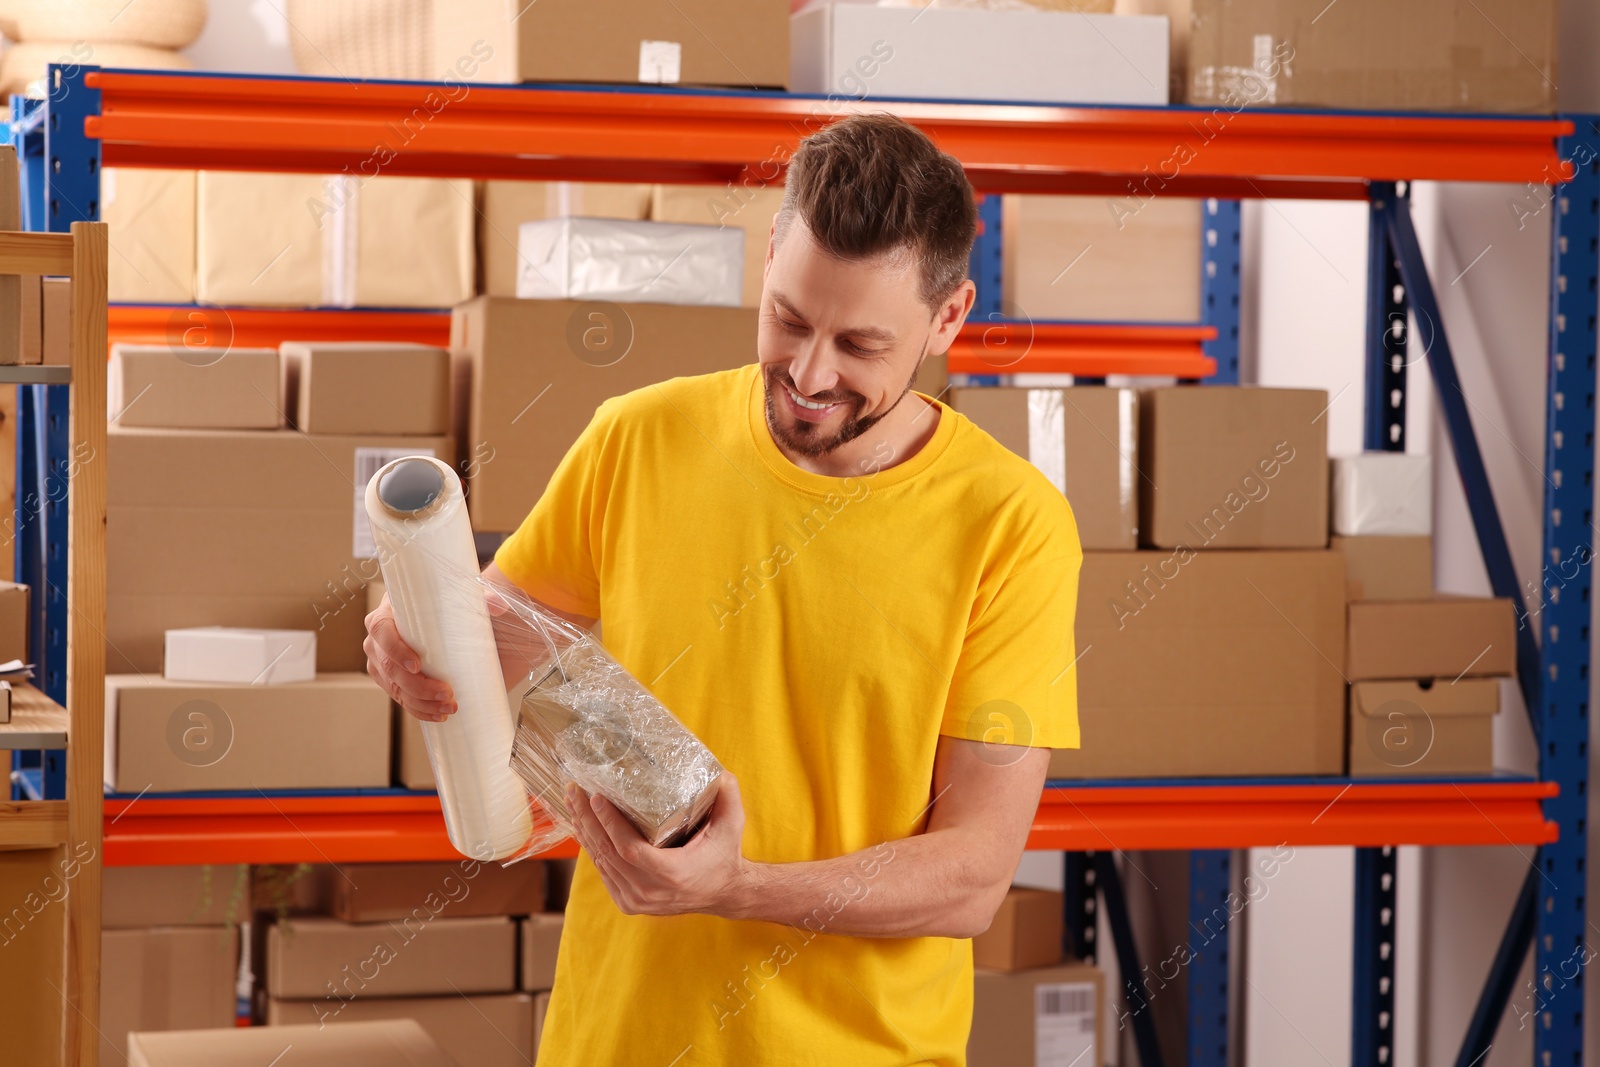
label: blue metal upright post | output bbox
[1199,198,1242,385]
[962,193,1006,386]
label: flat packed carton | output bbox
[102,926,237,1066]
[281,342,451,435]
[452,297,754,531]
[0,580,29,662]
[266,915,516,998]
[104,864,253,928]
[479,181,654,297]
[1189,0,1556,113]
[951,386,1137,549]
[1332,453,1431,536]
[650,183,784,309]
[970,961,1103,1067]
[332,860,546,922]
[104,168,197,304]
[109,345,282,430]
[107,427,453,674]
[1138,386,1329,550]
[521,912,564,992]
[1346,598,1516,681]
[1049,550,1346,778]
[104,673,390,793]
[1002,195,1201,322]
[1348,678,1500,777]
[163,627,317,685]
[434,0,789,88]
[1331,535,1431,601]
[127,1019,457,1067]
[268,993,535,1067]
[973,887,1065,972]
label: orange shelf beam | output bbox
[948,322,1217,378]
[83,71,1574,196]
[108,305,450,352]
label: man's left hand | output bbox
[566,771,755,919]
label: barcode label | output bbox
[1036,981,1095,1067]
[353,447,437,558]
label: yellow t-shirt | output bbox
[495,363,1082,1066]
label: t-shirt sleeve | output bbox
[939,504,1083,751]
[492,401,618,620]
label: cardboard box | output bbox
[1349,678,1500,777]
[1332,453,1432,536]
[1138,386,1329,550]
[650,183,784,308]
[1331,535,1431,602]
[109,345,282,430]
[0,681,11,725]
[107,428,452,674]
[520,912,563,992]
[42,277,70,366]
[332,861,546,922]
[1346,598,1516,681]
[1002,195,1201,322]
[197,172,474,308]
[18,273,41,365]
[104,673,391,793]
[534,991,549,1050]
[102,926,237,1067]
[396,704,435,790]
[970,962,1103,1067]
[1189,0,1557,113]
[0,580,30,663]
[163,627,317,685]
[480,181,655,298]
[281,342,451,435]
[103,864,254,928]
[434,0,789,88]
[973,888,1064,972]
[951,387,1137,549]
[104,168,197,304]
[266,915,516,998]
[252,864,334,918]
[792,6,1167,104]
[1049,550,1346,778]
[268,993,535,1067]
[128,1019,457,1067]
[452,297,755,531]
[516,216,744,306]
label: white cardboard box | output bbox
[791,5,1169,105]
[1332,453,1432,536]
[516,216,744,306]
[163,627,317,685]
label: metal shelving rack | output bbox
[13,64,1592,1066]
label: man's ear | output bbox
[932,279,977,352]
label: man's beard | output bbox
[762,363,918,459]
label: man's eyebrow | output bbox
[771,293,897,344]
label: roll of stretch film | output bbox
[364,456,533,861]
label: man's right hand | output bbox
[364,594,457,722]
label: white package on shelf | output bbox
[1331,452,1433,536]
[364,455,533,862]
[515,216,744,306]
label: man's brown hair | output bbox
[775,113,977,307]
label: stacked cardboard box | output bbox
[129,1019,456,1066]
[103,168,197,304]
[971,961,1104,1067]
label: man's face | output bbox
[756,222,946,459]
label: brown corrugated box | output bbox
[104,865,253,928]
[395,705,435,790]
[479,181,654,298]
[0,580,29,663]
[650,183,783,308]
[104,673,391,793]
[1002,195,1200,322]
[18,273,41,365]
[1346,597,1516,681]
[970,961,1104,1067]
[520,912,563,992]
[268,993,535,1067]
[951,386,1137,549]
[452,297,755,531]
[281,342,451,435]
[107,427,451,674]
[973,888,1064,972]
[266,915,516,999]
[434,0,789,88]
[1138,386,1329,550]
[1049,550,1346,778]
[42,277,70,366]
[534,991,550,1051]
[109,345,283,429]
[332,861,546,922]
[1331,535,1431,601]
[253,864,334,918]
[104,168,197,304]
[128,1019,459,1067]
[1188,0,1556,113]
[1348,678,1500,776]
[101,926,237,1066]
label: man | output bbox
[365,113,1082,1065]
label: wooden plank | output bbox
[0,383,14,582]
[0,684,69,749]
[0,800,68,847]
[62,221,107,1067]
[0,233,75,277]
[0,846,69,1065]
[0,149,19,364]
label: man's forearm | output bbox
[717,826,1008,940]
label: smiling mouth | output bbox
[784,384,841,412]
